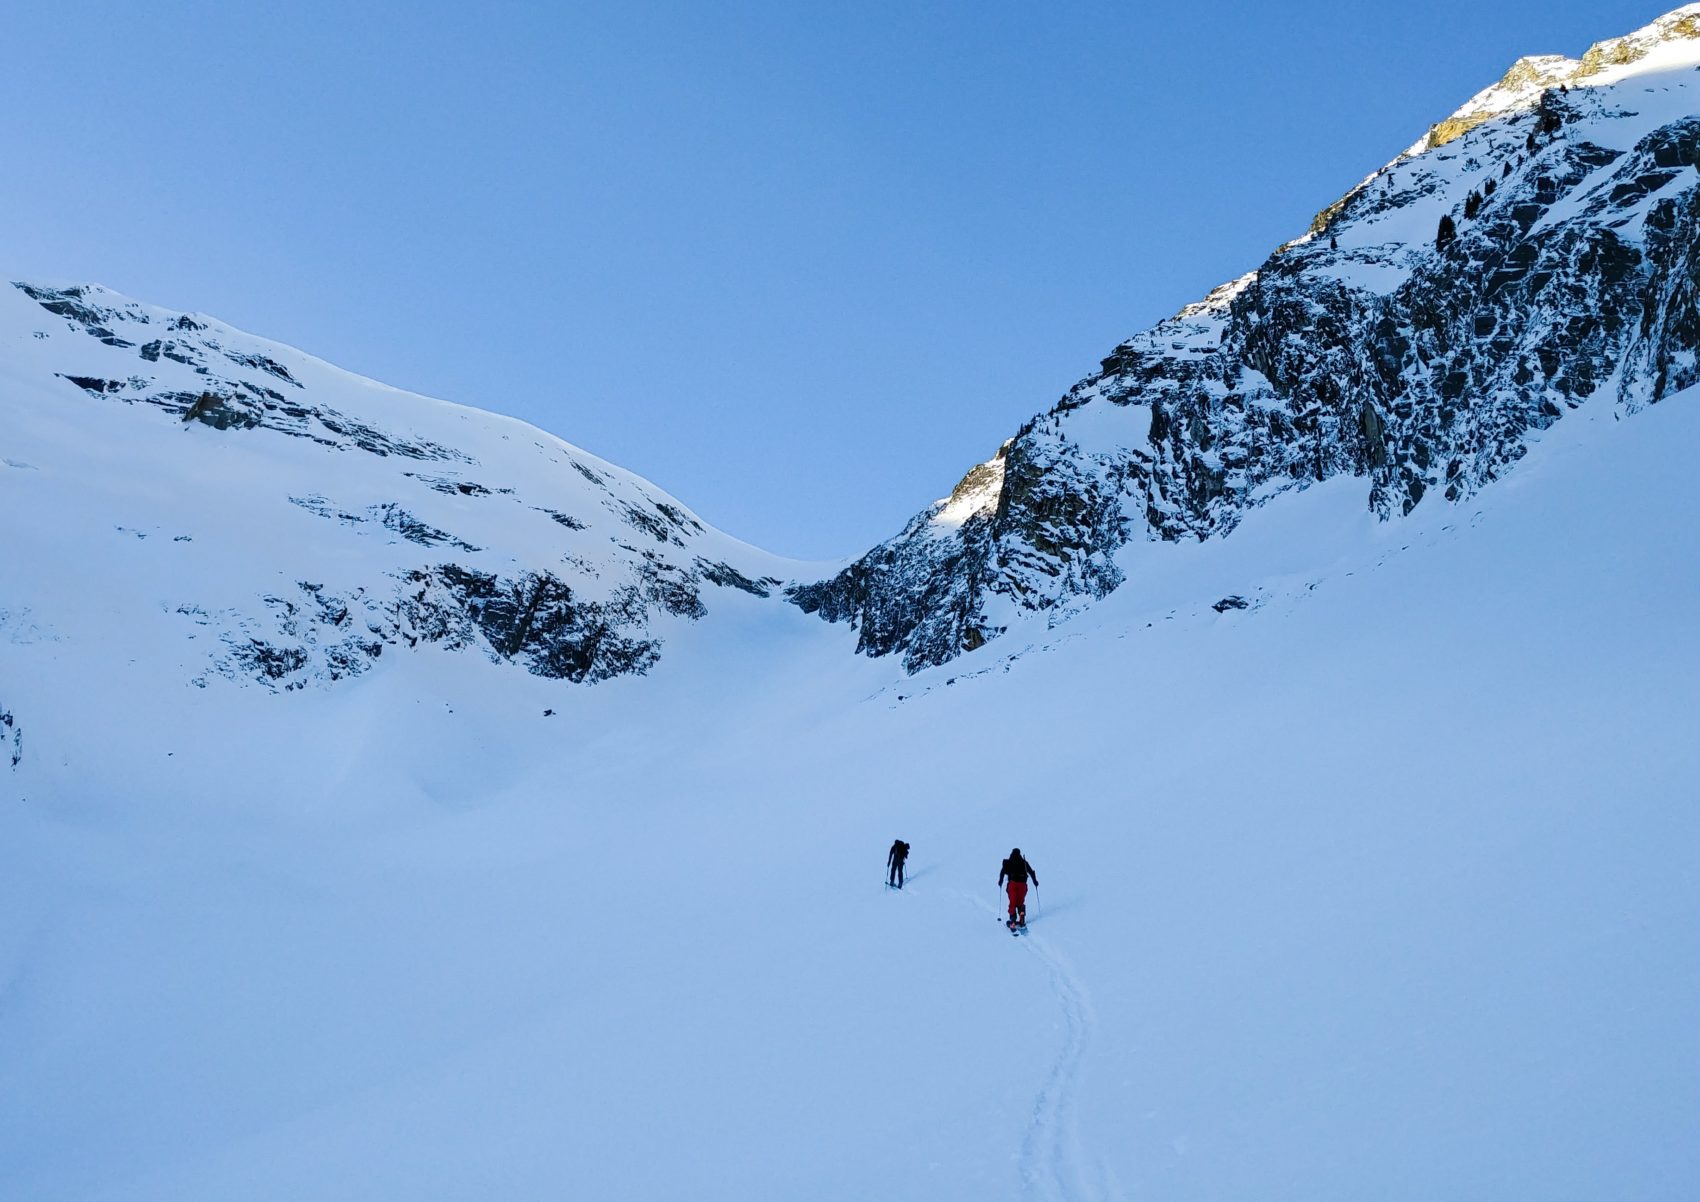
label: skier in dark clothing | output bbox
[887,839,910,888]
[998,848,1037,928]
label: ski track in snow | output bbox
[955,890,1122,1202]
[1016,931,1122,1202]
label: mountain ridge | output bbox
[8,8,1700,694]
[1,278,805,698]
[789,4,1700,671]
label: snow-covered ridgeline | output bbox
[0,281,803,696]
[793,6,1700,672]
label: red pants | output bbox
[1006,880,1028,921]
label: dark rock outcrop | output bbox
[401,566,662,683]
[1,706,19,770]
[793,39,1700,672]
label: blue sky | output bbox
[4,1,1668,557]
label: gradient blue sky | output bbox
[4,2,1667,557]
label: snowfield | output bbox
[6,7,1700,1197]
[3,372,1696,1198]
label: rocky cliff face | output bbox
[792,6,1700,672]
[1,283,786,693]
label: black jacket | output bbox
[888,840,910,866]
[999,855,1036,886]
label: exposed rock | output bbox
[408,474,495,497]
[695,559,776,597]
[60,375,124,395]
[1,706,19,769]
[182,543,744,689]
[374,503,479,551]
[793,37,1700,673]
[182,391,263,431]
[217,349,298,385]
[18,282,139,346]
[286,496,478,549]
[400,566,662,683]
[535,507,589,531]
[288,494,365,524]
[228,639,313,685]
[612,497,705,546]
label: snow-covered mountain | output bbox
[6,366,1696,1202]
[10,9,1700,700]
[3,10,1698,1202]
[793,5,1700,670]
[1,280,795,700]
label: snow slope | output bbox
[3,377,1695,1199]
[0,280,805,694]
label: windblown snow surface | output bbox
[3,347,1697,1197]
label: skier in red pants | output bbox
[999,848,1037,929]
